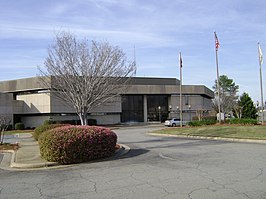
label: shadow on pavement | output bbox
[117,148,149,159]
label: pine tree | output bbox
[239,92,257,119]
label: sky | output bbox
[0,0,266,103]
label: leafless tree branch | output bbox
[38,31,136,125]
[0,115,11,144]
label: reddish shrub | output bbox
[33,124,70,141]
[38,125,117,164]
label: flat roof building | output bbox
[0,77,214,128]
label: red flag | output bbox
[179,52,183,68]
[214,32,220,50]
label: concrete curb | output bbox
[112,144,130,158]
[1,144,130,170]
[148,133,266,144]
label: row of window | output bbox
[121,95,169,122]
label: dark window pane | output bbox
[121,95,144,122]
[147,95,168,122]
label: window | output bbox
[121,95,144,122]
[185,96,189,105]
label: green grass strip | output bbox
[153,125,266,140]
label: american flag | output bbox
[214,32,220,50]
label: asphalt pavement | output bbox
[0,125,266,199]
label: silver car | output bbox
[164,118,180,127]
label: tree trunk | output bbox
[84,112,88,125]
[0,129,4,144]
[78,112,88,126]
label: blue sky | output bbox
[1,0,266,102]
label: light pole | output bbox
[188,105,191,121]
[176,106,179,118]
[169,105,172,118]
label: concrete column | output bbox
[143,95,148,122]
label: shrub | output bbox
[33,124,69,141]
[43,120,56,125]
[188,120,216,127]
[39,125,117,164]
[202,120,217,125]
[15,123,25,130]
[229,118,257,125]
[188,121,202,126]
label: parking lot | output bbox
[0,125,266,199]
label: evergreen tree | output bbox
[238,92,257,119]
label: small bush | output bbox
[188,120,216,127]
[229,118,257,125]
[202,120,217,125]
[188,121,202,126]
[43,120,56,125]
[39,125,117,164]
[15,123,25,130]
[33,124,69,141]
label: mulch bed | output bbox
[0,143,19,151]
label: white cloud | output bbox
[1,0,266,101]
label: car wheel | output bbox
[172,123,176,127]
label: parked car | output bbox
[164,118,180,127]
[164,118,188,127]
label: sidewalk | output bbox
[0,133,129,170]
[0,133,59,169]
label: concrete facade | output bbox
[0,77,214,128]
[0,92,13,126]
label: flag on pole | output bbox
[179,52,183,68]
[214,32,220,50]
[258,43,263,65]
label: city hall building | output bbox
[0,77,214,128]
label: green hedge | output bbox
[43,120,56,125]
[228,118,257,125]
[15,123,25,130]
[33,124,69,141]
[38,125,117,164]
[188,120,217,127]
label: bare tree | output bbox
[213,75,239,114]
[195,109,206,121]
[38,32,136,125]
[0,115,11,144]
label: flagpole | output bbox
[258,42,264,125]
[214,32,221,124]
[179,52,183,127]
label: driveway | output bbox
[0,125,266,199]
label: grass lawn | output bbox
[152,125,266,140]
[3,130,33,135]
